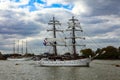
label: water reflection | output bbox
[45,67,80,80]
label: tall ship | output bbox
[39,16,93,67]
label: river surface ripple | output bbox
[0,60,120,80]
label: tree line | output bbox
[0,45,120,60]
[80,46,120,59]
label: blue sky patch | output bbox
[36,0,46,4]
[15,0,20,2]
[63,5,73,10]
[10,0,20,2]
[11,0,73,11]
[44,3,73,10]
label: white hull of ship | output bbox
[39,58,91,67]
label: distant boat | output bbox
[9,38,32,61]
[7,57,32,61]
[39,16,101,67]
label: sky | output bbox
[0,0,120,54]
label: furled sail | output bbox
[45,38,66,42]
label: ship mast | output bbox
[47,17,61,56]
[13,40,16,54]
[21,40,24,54]
[25,40,28,54]
[72,16,77,57]
[17,40,19,54]
[67,16,85,58]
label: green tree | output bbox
[80,48,94,57]
[95,48,102,54]
[118,47,120,59]
[97,46,118,59]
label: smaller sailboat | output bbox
[7,40,32,61]
[7,57,32,61]
[39,16,93,67]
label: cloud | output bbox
[0,0,120,54]
[83,0,120,16]
[0,9,41,36]
[0,2,72,54]
[71,0,91,15]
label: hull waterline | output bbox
[39,58,91,67]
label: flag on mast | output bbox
[43,39,47,46]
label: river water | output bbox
[0,60,120,80]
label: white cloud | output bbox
[0,1,11,10]
[19,0,29,5]
[97,15,120,25]
[71,1,91,15]
[44,0,91,15]
[34,2,45,10]
[45,0,69,6]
